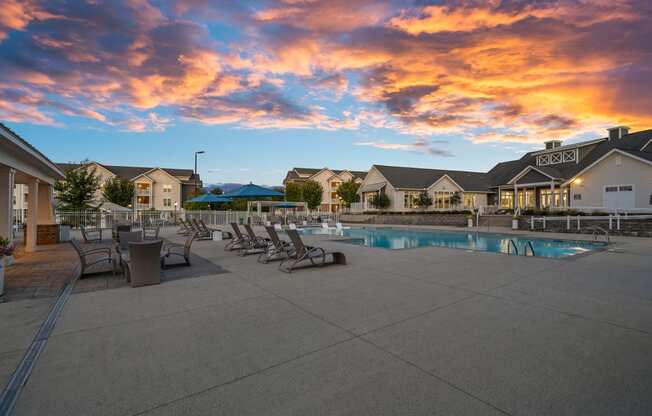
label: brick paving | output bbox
[3,243,80,301]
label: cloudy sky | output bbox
[1,0,651,184]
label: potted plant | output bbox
[0,237,15,266]
[512,215,520,230]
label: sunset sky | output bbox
[1,0,651,185]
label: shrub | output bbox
[369,193,391,209]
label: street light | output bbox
[194,150,205,193]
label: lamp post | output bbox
[173,201,178,224]
[194,150,205,194]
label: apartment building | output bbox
[57,162,201,211]
[356,126,652,213]
[283,167,367,212]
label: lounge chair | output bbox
[81,225,102,243]
[225,223,250,251]
[161,233,195,268]
[274,223,283,231]
[240,224,271,256]
[288,223,297,230]
[336,222,350,230]
[189,218,212,240]
[70,239,114,277]
[258,226,294,263]
[279,230,346,273]
[177,219,192,235]
[121,240,163,287]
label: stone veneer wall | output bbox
[517,218,652,237]
[340,213,468,227]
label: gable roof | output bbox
[488,128,652,187]
[373,165,491,192]
[56,162,198,185]
[285,167,367,183]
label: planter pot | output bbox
[512,219,519,230]
[59,225,72,242]
[0,258,4,299]
[4,255,14,267]
[467,218,473,228]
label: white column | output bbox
[550,181,555,209]
[0,167,16,240]
[26,178,40,252]
[513,184,518,210]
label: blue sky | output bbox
[2,0,650,185]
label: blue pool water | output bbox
[298,227,606,258]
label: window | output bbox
[331,182,340,188]
[619,185,633,191]
[563,150,576,162]
[163,184,172,193]
[605,186,618,192]
[403,192,421,209]
[163,198,172,207]
[574,194,582,200]
[550,152,562,164]
[649,195,652,205]
[537,154,550,166]
[500,191,514,208]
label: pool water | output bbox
[298,227,606,258]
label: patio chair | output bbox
[142,225,160,240]
[240,224,271,256]
[113,224,131,241]
[121,240,163,287]
[177,219,192,235]
[279,229,346,273]
[81,225,103,243]
[116,231,142,269]
[161,232,196,268]
[225,223,251,251]
[258,226,294,263]
[190,218,213,240]
[70,239,114,277]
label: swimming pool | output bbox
[298,227,606,258]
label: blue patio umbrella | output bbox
[188,194,232,203]
[273,202,300,209]
[221,183,284,198]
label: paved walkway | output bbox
[3,227,652,415]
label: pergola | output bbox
[0,124,64,252]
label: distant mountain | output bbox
[205,183,283,193]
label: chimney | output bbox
[607,126,630,140]
[544,140,563,150]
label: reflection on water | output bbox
[299,227,601,258]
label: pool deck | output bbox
[2,226,652,415]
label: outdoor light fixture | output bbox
[194,150,205,192]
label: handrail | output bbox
[587,225,610,243]
[507,239,519,255]
[523,240,535,256]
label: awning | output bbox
[359,182,386,193]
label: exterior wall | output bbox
[358,167,400,210]
[570,153,652,210]
[87,162,117,202]
[147,169,181,211]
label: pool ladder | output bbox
[508,239,536,256]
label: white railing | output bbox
[528,214,652,232]
[54,210,341,229]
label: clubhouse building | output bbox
[338,126,652,213]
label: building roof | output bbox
[56,162,199,185]
[489,128,652,187]
[373,165,491,192]
[285,167,367,183]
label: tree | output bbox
[284,182,303,202]
[450,191,462,208]
[102,177,135,207]
[210,186,223,195]
[302,180,323,210]
[336,180,360,207]
[54,163,100,210]
[370,193,391,210]
[414,192,432,210]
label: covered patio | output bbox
[0,124,64,253]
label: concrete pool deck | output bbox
[2,227,652,415]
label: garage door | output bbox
[604,185,635,210]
